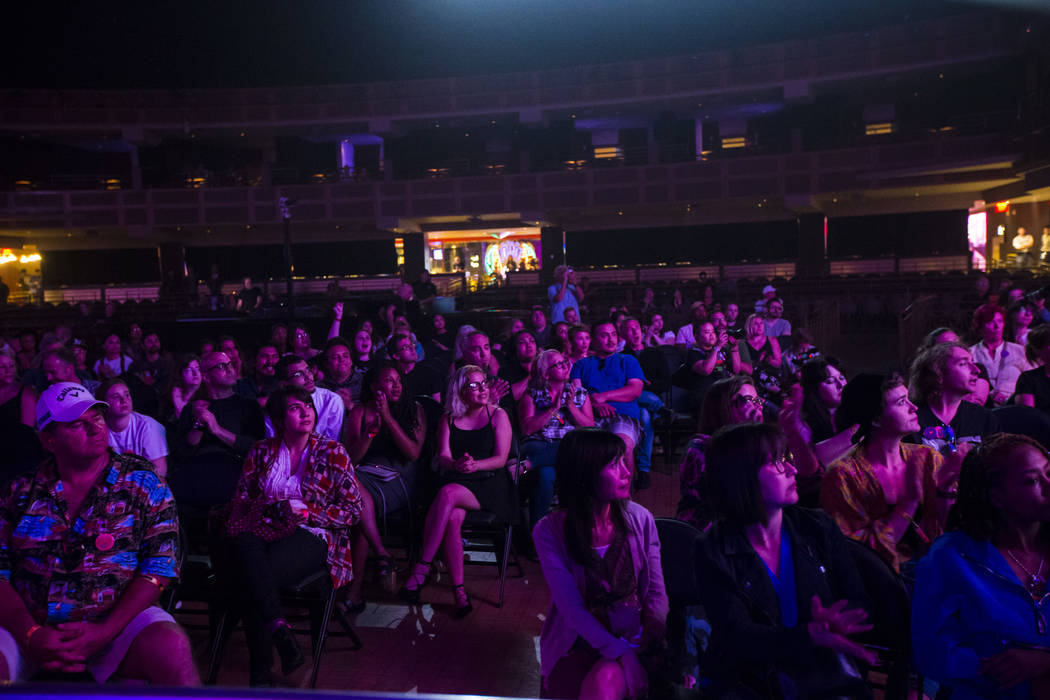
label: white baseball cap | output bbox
[762,284,777,295]
[36,382,108,431]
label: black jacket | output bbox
[692,506,871,699]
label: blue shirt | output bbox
[760,533,799,628]
[570,353,645,420]
[547,283,580,324]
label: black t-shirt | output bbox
[239,286,262,309]
[623,346,669,396]
[405,363,445,399]
[911,401,999,454]
[1016,369,1050,413]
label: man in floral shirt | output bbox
[0,382,197,684]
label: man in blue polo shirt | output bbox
[570,321,649,488]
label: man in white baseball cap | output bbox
[0,382,197,684]
[755,283,777,314]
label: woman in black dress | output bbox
[399,364,513,616]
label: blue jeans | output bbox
[636,390,664,472]
[521,439,561,526]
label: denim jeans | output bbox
[521,439,561,527]
[636,390,664,471]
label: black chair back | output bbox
[655,517,701,605]
[992,405,1050,450]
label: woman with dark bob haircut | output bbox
[913,433,1050,699]
[533,429,668,700]
[693,422,876,699]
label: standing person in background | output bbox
[548,265,584,324]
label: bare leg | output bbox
[406,484,479,590]
[357,488,392,559]
[578,658,627,700]
[116,621,200,686]
[442,507,467,586]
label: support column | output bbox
[401,232,425,285]
[540,226,565,286]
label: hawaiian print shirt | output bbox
[0,452,180,624]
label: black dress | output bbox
[437,409,517,522]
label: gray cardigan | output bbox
[533,500,669,679]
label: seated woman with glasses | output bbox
[913,433,1050,699]
[224,386,363,686]
[520,349,595,525]
[693,422,876,699]
[399,364,513,617]
[533,429,668,700]
[678,375,818,531]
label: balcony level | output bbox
[0,12,1026,133]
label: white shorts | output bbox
[0,606,174,682]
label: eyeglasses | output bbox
[204,362,232,373]
[289,370,310,379]
[769,454,795,474]
[733,395,763,408]
[552,360,571,370]
[464,381,486,391]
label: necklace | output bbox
[1004,549,1047,595]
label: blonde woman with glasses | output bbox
[399,364,512,617]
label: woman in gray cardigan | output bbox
[533,429,668,700]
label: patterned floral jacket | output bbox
[232,434,363,588]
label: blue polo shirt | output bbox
[570,353,645,420]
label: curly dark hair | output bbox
[361,362,420,434]
[949,433,1048,541]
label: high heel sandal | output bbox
[398,560,431,604]
[453,584,473,619]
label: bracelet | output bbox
[24,624,42,646]
[138,573,166,591]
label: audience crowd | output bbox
[3,267,1050,697]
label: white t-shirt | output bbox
[264,386,345,442]
[108,411,168,461]
[94,355,135,377]
[674,324,696,348]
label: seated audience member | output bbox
[754,284,777,314]
[343,363,425,522]
[101,378,168,476]
[399,365,513,616]
[223,386,363,686]
[738,313,782,402]
[218,336,245,381]
[1016,324,1050,413]
[567,325,592,366]
[638,287,657,317]
[674,322,744,409]
[571,322,645,482]
[427,313,453,354]
[643,312,675,347]
[909,342,998,454]
[0,352,35,427]
[693,422,876,699]
[15,331,36,372]
[547,265,584,324]
[782,328,822,380]
[566,308,582,330]
[763,297,792,338]
[620,317,668,487]
[913,434,1050,699]
[318,337,360,411]
[533,429,667,700]
[41,346,100,394]
[499,330,539,402]
[920,326,992,406]
[458,331,510,402]
[551,321,571,354]
[494,318,525,354]
[167,354,202,422]
[674,302,709,349]
[94,333,134,379]
[352,324,374,369]
[520,349,595,524]
[667,289,686,328]
[172,351,266,511]
[0,382,196,684]
[388,332,443,402]
[800,358,847,444]
[267,355,343,442]
[725,302,742,334]
[239,343,280,404]
[70,337,93,384]
[1007,299,1037,347]
[971,303,1031,407]
[820,373,956,571]
[530,306,552,349]
[129,331,171,390]
[289,324,319,360]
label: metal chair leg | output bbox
[497,525,513,608]
[206,609,230,685]
[308,588,337,689]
